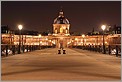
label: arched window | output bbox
[55,28,57,33]
[66,28,68,33]
[60,27,63,33]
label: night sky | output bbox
[1,1,121,33]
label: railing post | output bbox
[30,45,31,51]
[34,45,36,50]
[116,45,118,57]
[96,46,99,52]
[103,45,106,54]
[30,46,32,51]
[6,45,8,56]
[32,45,33,51]
[99,45,101,53]
[108,45,111,55]
[91,45,93,51]
[32,45,34,50]
[58,49,61,54]
[93,46,95,51]
[31,45,32,51]
[27,45,28,52]
[34,45,35,50]
[38,45,39,50]
[63,49,66,54]
[35,45,37,50]
[36,45,37,50]
[89,45,91,51]
[22,45,24,53]
[32,45,34,51]
[12,45,15,55]
[28,46,30,52]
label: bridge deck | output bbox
[1,48,121,81]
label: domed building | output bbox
[53,11,69,24]
[53,9,70,36]
[52,9,71,48]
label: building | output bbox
[1,25,10,34]
[109,25,121,34]
[1,10,121,48]
[1,25,14,44]
[52,9,71,48]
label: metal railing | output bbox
[1,44,54,57]
[73,44,121,57]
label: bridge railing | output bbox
[73,44,121,57]
[1,44,53,57]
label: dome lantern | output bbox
[59,9,64,17]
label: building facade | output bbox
[52,9,71,48]
[1,10,121,48]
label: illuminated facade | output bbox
[1,10,121,48]
[52,9,71,48]
[69,34,121,47]
[53,10,70,35]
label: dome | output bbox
[54,10,69,24]
[54,16,69,24]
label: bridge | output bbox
[1,47,121,81]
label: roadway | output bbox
[1,48,121,81]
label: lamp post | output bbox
[82,34,85,46]
[38,34,41,49]
[101,25,106,54]
[18,25,23,54]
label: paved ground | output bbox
[1,48,121,81]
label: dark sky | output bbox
[1,1,121,33]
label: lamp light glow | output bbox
[18,25,23,30]
[101,25,106,31]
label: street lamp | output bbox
[38,34,41,49]
[82,34,85,46]
[101,25,106,54]
[18,24,23,54]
